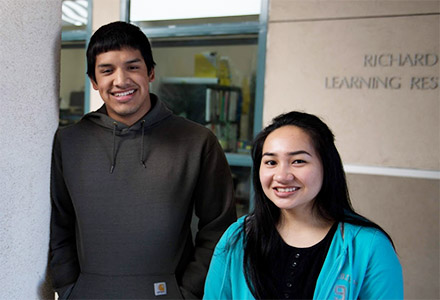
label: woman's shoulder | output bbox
[342,222,394,249]
[224,215,247,237]
[216,215,247,249]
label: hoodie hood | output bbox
[83,93,172,131]
[81,94,173,173]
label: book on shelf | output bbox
[205,88,240,124]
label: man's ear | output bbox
[148,68,155,82]
[90,77,99,90]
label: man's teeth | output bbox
[277,187,299,192]
[114,90,135,97]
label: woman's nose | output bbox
[274,168,294,182]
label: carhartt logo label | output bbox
[154,282,167,296]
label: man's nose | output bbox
[114,69,129,86]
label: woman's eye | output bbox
[293,159,306,164]
[264,160,277,166]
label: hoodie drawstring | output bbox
[140,120,146,168]
[110,122,117,174]
[109,121,146,174]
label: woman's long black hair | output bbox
[242,111,394,299]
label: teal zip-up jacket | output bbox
[203,216,403,299]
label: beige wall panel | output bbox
[269,0,440,21]
[347,173,439,298]
[264,15,439,170]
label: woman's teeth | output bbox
[277,187,299,192]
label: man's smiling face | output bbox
[91,47,155,126]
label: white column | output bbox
[0,0,61,298]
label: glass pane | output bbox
[231,166,252,217]
[149,35,258,154]
[130,2,262,216]
[62,0,88,31]
[59,42,86,127]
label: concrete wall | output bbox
[264,0,439,298]
[0,0,61,298]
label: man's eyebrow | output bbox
[96,58,142,68]
[97,63,113,68]
[262,150,312,157]
[125,58,142,64]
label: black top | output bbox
[272,222,338,299]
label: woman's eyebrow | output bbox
[262,150,311,157]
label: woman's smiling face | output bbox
[259,125,324,214]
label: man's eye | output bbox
[101,69,112,74]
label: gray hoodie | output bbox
[49,95,236,299]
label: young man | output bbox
[49,21,236,299]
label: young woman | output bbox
[203,111,403,299]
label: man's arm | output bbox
[49,131,80,298]
[180,135,237,299]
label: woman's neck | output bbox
[277,208,334,248]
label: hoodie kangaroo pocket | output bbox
[66,272,184,299]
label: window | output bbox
[60,0,91,126]
[129,0,268,215]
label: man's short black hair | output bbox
[86,21,156,82]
